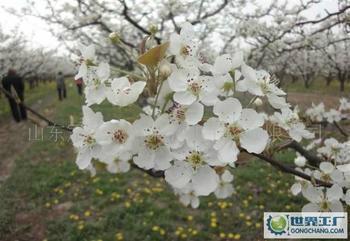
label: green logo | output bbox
[267,215,288,235]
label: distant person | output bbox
[56,71,66,101]
[75,77,83,96]
[1,69,27,122]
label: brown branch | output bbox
[191,0,229,25]
[120,0,161,44]
[296,5,350,26]
[333,121,349,137]
[131,164,164,178]
[249,152,332,188]
[283,141,322,166]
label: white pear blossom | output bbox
[339,98,350,112]
[214,73,235,97]
[271,107,314,142]
[202,98,269,164]
[209,53,243,96]
[70,106,104,169]
[166,101,204,146]
[290,168,313,196]
[305,102,325,122]
[313,162,344,185]
[165,126,220,196]
[237,65,289,109]
[324,109,341,123]
[294,154,307,167]
[132,114,176,170]
[302,185,344,212]
[95,119,134,159]
[168,67,218,106]
[75,44,96,80]
[107,77,146,106]
[142,105,160,117]
[84,62,110,106]
[174,183,201,208]
[169,22,198,67]
[211,52,243,76]
[214,170,235,199]
[105,152,132,174]
[317,138,350,164]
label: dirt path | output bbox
[287,92,341,109]
[0,95,54,184]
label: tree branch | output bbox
[283,141,322,166]
[333,121,349,137]
[249,152,332,188]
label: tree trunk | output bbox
[304,79,310,88]
[340,78,345,92]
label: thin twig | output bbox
[333,121,349,137]
[249,152,332,188]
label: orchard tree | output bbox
[67,22,350,211]
[0,27,75,84]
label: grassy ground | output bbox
[282,78,350,95]
[0,82,56,120]
[0,82,345,241]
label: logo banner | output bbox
[264,212,348,239]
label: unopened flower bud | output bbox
[159,62,172,79]
[149,24,158,35]
[295,156,307,167]
[253,97,263,106]
[109,32,120,45]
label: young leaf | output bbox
[138,42,169,67]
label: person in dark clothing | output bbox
[1,69,27,122]
[56,71,66,100]
[75,77,83,95]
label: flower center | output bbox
[331,146,340,155]
[259,75,279,94]
[188,81,202,96]
[180,45,190,57]
[83,134,96,146]
[320,173,331,183]
[225,124,242,140]
[286,114,299,125]
[113,129,128,144]
[320,201,330,211]
[260,81,269,94]
[186,151,204,168]
[222,82,234,92]
[92,78,101,88]
[170,105,186,124]
[85,58,95,67]
[144,134,164,150]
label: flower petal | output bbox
[192,165,219,196]
[240,128,269,154]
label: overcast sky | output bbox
[0,0,340,52]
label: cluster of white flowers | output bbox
[290,136,350,212]
[305,98,350,123]
[270,107,314,142]
[70,22,348,209]
[289,95,350,212]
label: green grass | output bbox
[0,82,338,241]
[282,78,350,95]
